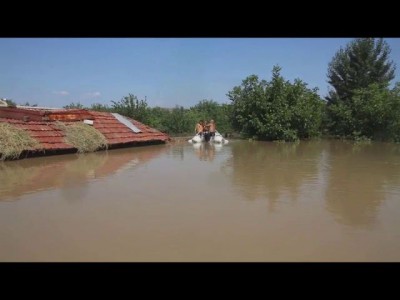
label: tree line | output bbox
[64,97,234,136]
[63,38,399,142]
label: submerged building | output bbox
[0,106,170,159]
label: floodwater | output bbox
[1,140,400,262]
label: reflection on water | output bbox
[193,143,216,161]
[0,145,167,202]
[224,141,322,208]
[324,141,400,228]
[1,140,400,261]
[224,140,400,227]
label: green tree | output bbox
[327,38,396,104]
[216,103,234,135]
[387,83,400,142]
[191,99,220,121]
[325,38,398,140]
[164,106,194,135]
[190,99,234,135]
[64,102,84,109]
[21,102,38,107]
[90,103,112,112]
[3,99,16,107]
[111,94,149,123]
[228,65,323,141]
[146,106,171,133]
[325,83,400,141]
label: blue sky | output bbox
[1,38,399,108]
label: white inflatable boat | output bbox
[188,130,229,144]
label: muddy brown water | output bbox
[1,140,400,262]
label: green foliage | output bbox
[5,99,16,107]
[184,109,202,134]
[59,94,234,137]
[385,83,400,142]
[63,102,84,109]
[324,99,354,138]
[164,106,195,135]
[351,84,392,139]
[141,105,195,135]
[191,99,220,120]
[21,102,38,107]
[190,99,234,134]
[326,83,400,141]
[227,65,324,141]
[145,106,171,133]
[145,100,234,136]
[327,38,396,103]
[216,103,234,134]
[90,103,112,112]
[111,94,149,123]
[325,38,399,142]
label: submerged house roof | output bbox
[0,106,170,154]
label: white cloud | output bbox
[83,92,101,99]
[53,90,69,96]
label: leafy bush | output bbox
[227,65,324,141]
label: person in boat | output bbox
[195,120,204,137]
[206,119,216,138]
[203,120,211,142]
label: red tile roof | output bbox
[0,107,170,154]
